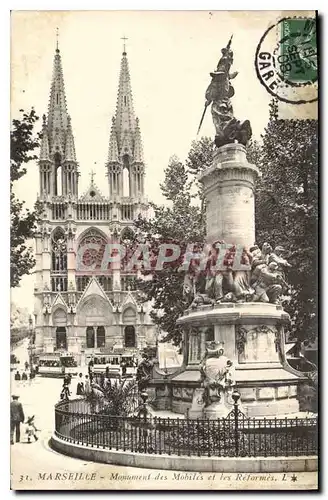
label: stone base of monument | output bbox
[203,392,235,419]
[188,387,206,418]
[149,303,306,418]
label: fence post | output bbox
[232,390,241,457]
[136,391,150,452]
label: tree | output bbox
[135,153,207,346]
[11,108,40,287]
[255,100,318,342]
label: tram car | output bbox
[37,352,78,377]
[88,353,137,378]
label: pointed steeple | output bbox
[114,49,135,153]
[108,117,119,162]
[106,42,146,201]
[64,115,77,161]
[40,114,50,161]
[39,36,79,200]
[133,117,144,163]
[47,44,68,155]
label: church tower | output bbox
[33,38,154,363]
[106,44,147,224]
[39,42,79,199]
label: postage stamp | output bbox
[255,16,318,104]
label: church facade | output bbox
[33,42,155,362]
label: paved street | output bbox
[10,340,318,491]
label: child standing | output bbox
[25,416,40,443]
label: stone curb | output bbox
[50,433,318,473]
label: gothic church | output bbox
[33,41,155,362]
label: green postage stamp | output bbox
[279,18,317,85]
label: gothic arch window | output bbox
[78,229,107,272]
[51,228,67,291]
[96,326,105,348]
[86,326,95,348]
[124,326,136,348]
[123,154,131,197]
[54,152,62,196]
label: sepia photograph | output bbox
[10,9,318,491]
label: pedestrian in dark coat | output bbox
[10,395,25,444]
[14,371,21,381]
[76,373,84,396]
[60,382,71,401]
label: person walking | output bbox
[25,415,40,443]
[21,372,28,381]
[24,361,29,371]
[10,395,25,444]
[60,381,71,401]
[14,371,21,381]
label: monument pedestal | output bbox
[151,302,304,418]
[176,302,303,417]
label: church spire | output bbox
[114,46,135,154]
[106,42,146,200]
[39,36,79,199]
[47,41,68,154]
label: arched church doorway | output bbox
[53,308,67,350]
[86,326,95,348]
[124,326,136,348]
[96,326,105,348]
[56,327,67,350]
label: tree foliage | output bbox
[135,153,206,346]
[11,109,40,288]
[255,100,318,342]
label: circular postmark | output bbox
[255,17,318,104]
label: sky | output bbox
[10,10,316,312]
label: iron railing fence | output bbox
[54,398,318,458]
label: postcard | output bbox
[10,10,318,491]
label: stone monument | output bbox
[150,38,304,418]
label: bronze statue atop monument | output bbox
[198,36,252,148]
